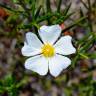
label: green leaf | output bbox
[62,16,87,32]
[36,13,54,23]
[53,12,74,24]
[57,0,62,12]
[80,0,88,9]
[63,3,71,16]
[79,53,89,59]
[35,5,42,19]
[46,0,52,24]
[88,0,92,12]
[11,0,18,3]
[0,3,17,13]
[46,0,51,12]
[31,0,36,19]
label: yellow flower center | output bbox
[41,43,55,57]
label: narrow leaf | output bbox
[35,5,42,19]
[80,0,88,9]
[46,0,51,12]
[62,16,87,32]
[57,0,62,12]
[63,3,71,16]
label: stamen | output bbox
[41,43,55,57]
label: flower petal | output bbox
[38,25,61,44]
[25,32,43,48]
[25,55,48,75]
[21,32,43,56]
[54,36,76,55]
[21,42,41,56]
[49,54,71,77]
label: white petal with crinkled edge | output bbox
[49,54,71,77]
[25,55,48,75]
[25,32,43,48]
[38,25,61,44]
[21,42,41,56]
[54,36,76,55]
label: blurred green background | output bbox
[0,0,96,96]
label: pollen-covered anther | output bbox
[41,43,55,57]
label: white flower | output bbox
[21,25,76,77]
